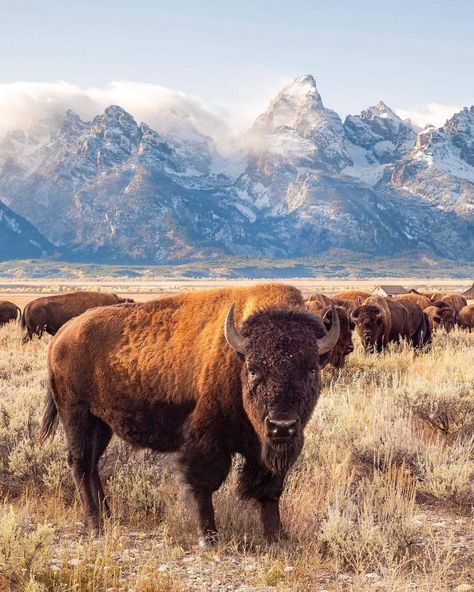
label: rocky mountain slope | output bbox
[0,75,472,263]
[0,199,54,260]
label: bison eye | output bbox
[247,368,259,380]
[309,368,317,376]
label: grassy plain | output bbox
[0,282,473,591]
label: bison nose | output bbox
[265,416,299,440]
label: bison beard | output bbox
[261,435,303,475]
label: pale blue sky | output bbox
[0,0,473,123]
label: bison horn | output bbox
[317,305,340,355]
[224,305,248,355]
[350,308,360,322]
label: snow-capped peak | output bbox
[247,74,351,173]
[364,101,400,122]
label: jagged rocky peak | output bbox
[60,109,89,137]
[253,74,324,131]
[91,105,142,145]
[362,100,400,122]
[415,125,437,150]
[248,74,351,173]
[343,99,417,176]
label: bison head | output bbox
[430,302,456,333]
[351,305,384,352]
[224,305,339,474]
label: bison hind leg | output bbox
[90,418,113,519]
[63,409,110,534]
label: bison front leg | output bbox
[180,425,231,548]
[237,458,286,543]
[260,498,283,543]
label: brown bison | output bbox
[21,291,134,343]
[395,293,432,310]
[0,301,21,326]
[305,293,333,307]
[458,304,474,332]
[441,293,467,314]
[430,300,457,332]
[332,291,372,310]
[396,299,432,348]
[39,284,339,546]
[351,295,410,352]
[305,299,354,368]
[427,292,446,301]
[424,303,456,333]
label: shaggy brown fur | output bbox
[396,299,432,348]
[332,290,371,309]
[427,292,446,301]
[441,293,468,314]
[395,293,432,310]
[305,300,354,368]
[305,293,333,307]
[21,291,133,343]
[425,306,442,333]
[431,301,457,332]
[40,284,333,546]
[352,295,410,352]
[458,304,474,332]
[0,301,21,326]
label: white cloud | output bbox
[0,80,239,152]
[395,103,463,129]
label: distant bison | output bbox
[332,291,372,311]
[430,300,457,332]
[424,302,456,333]
[21,291,134,343]
[351,295,410,352]
[39,284,339,546]
[0,301,21,326]
[396,299,432,348]
[305,298,354,368]
[441,293,467,314]
[458,304,474,332]
[305,293,333,307]
[395,293,432,310]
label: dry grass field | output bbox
[0,287,473,591]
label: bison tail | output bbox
[15,305,22,323]
[38,379,59,444]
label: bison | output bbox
[0,301,21,326]
[395,293,432,310]
[441,293,467,314]
[351,295,410,352]
[332,290,372,311]
[430,300,457,332]
[21,291,134,343]
[458,304,474,332]
[39,284,339,546]
[305,299,354,368]
[396,299,432,349]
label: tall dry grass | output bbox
[0,320,473,591]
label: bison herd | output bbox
[0,285,473,546]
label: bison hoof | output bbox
[198,535,218,549]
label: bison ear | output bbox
[224,305,248,355]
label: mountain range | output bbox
[0,74,473,263]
